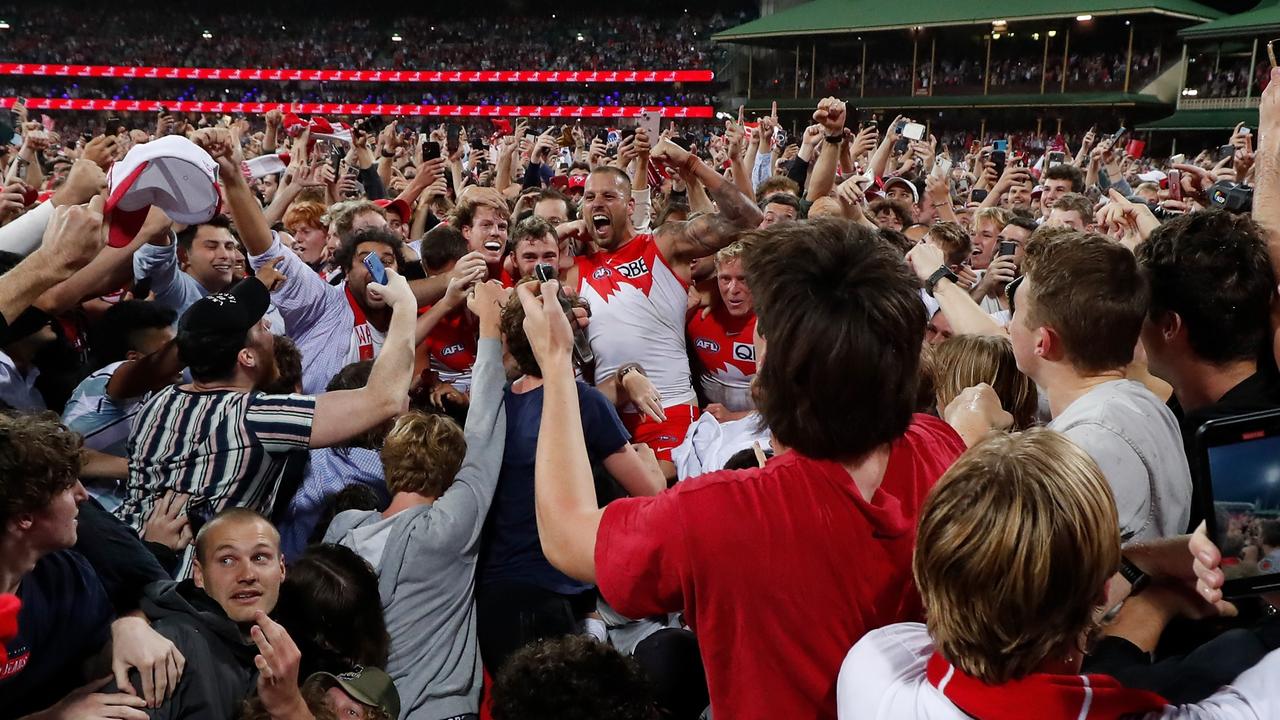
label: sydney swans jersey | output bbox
[688,309,757,412]
[576,234,697,406]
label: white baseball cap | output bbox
[105,135,221,248]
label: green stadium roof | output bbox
[740,92,1168,112]
[1180,0,1280,39]
[713,0,1223,42]
[1136,108,1259,130]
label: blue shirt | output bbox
[277,446,388,561]
[479,381,629,594]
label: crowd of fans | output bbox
[801,51,1164,97]
[2,8,751,71]
[0,80,721,110]
[1185,59,1272,99]
[7,19,1280,717]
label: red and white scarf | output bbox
[927,653,1168,720]
[345,286,376,361]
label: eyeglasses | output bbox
[1005,274,1025,316]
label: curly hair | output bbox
[492,636,659,720]
[239,675,337,720]
[257,335,303,395]
[380,411,465,497]
[0,412,83,529]
[500,279,589,379]
[332,227,407,274]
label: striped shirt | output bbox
[62,362,149,458]
[117,386,317,535]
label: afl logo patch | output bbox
[592,267,612,280]
[694,338,720,353]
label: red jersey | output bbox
[594,414,966,720]
[687,307,757,412]
[419,308,477,392]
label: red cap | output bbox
[374,198,411,225]
[567,175,586,191]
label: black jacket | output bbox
[108,580,259,719]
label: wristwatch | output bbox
[617,364,644,382]
[824,134,844,144]
[925,266,959,297]
[1120,557,1150,596]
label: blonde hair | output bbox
[932,335,1039,430]
[380,411,466,497]
[715,241,747,268]
[973,206,1012,231]
[913,429,1121,685]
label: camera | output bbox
[1208,180,1253,213]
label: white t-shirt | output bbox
[1048,380,1192,542]
[838,623,1280,720]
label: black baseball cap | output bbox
[177,277,270,338]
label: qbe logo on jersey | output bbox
[732,342,756,363]
[616,258,651,279]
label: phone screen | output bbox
[363,252,388,285]
[1206,431,1280,582]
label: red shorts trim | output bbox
[622,404,700,462]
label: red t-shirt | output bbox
[594,414,965,720]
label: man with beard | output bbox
[115,264,419,577]
[566,138,763,477]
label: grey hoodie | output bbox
[325,337,506,720]
[105,580,258,719]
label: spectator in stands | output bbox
[521,219,1010,717]
[869,198,912,233]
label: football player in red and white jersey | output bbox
[559,132,763,478]
[687,242,757,423]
